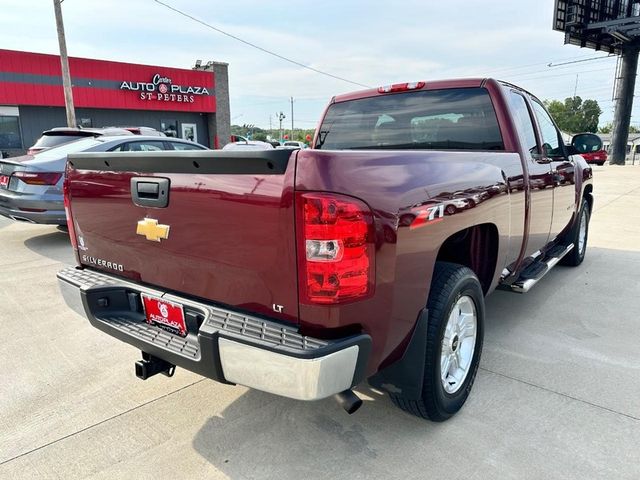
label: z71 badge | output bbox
[410,204,444,230]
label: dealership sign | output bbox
[120,74,210,103]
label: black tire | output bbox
[597,162,605,166]
[389,262,484,421]
[560,198,590,267]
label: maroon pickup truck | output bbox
[58,78,597,421]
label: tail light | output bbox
[296,192,375,304]
[63,177,78,251]
[13,171,62,185]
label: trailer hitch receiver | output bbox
[135,352,176,380]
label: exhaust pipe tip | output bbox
[334,389,363,414]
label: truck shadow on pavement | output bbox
[23,228,75,265]
[191,384,435,477]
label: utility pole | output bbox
[290,97,294,141]
[53,0,76,128]
[610,45,640,165]
[277,111,286,142]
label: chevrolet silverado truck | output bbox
[57,78,597,421]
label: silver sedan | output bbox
[0,136,207,225]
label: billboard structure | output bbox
[554,1,640,164]
[554,0,640,53]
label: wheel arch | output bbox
[435,223,499,294]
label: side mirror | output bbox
[570,133,603,154]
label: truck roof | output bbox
[331,77,540,105]
[333,78,488,104]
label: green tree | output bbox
[253,132,267,141]
[599,122,640,134]
[543,96,602,133]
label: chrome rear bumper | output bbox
[57,267,371,401]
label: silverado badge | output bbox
[136,218,170,242]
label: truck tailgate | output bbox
[65,149,299,324]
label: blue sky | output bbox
[2,0,631,130]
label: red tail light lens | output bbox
[63,177,78,251]
[13,171,62,185]
[296,192,375,304]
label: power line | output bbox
[504,67,613,82]
[467,53,614,78]
[547,55,616,67]
[152,0,370,89]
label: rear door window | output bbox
[120,141,166,152]
[170,141,205,150]
[317,87,504,151]
[507,91,540,160]
[531,100,565,158]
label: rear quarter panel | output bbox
[295,149,518,373]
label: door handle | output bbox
[131,177,170,208]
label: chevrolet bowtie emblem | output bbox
[136,218,170,242]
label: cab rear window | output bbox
[316,87,504,151]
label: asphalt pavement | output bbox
[0,165,638,479]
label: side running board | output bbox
[499,243,574,293]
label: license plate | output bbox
[0,175,8,189]
[141,294,187,337]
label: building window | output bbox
[79,118,93,128]
[0,115,22,149]
[161,119,178,137]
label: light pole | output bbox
[278,111,286,142]
[53,0,76,128]
[290,97,294,141]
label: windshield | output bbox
[316,87,504,151]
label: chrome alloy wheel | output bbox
[440,295,477,394]
[578,208,587,255]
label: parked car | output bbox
[278,141,308,149]
[27,127,134,155]
[580,149,607,166]
[0,136,207,225]
[222,140,275,151]
[572,133,607,166]
[58,78,596,422]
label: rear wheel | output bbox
[389,262,484,421]
[561,198,590,267]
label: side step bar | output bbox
[499,243,574,293]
